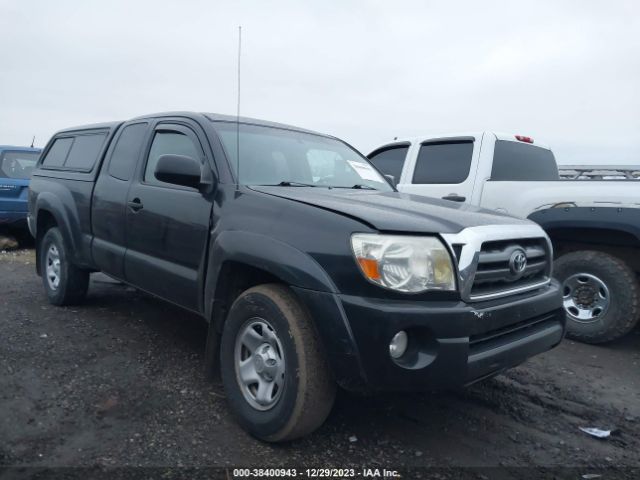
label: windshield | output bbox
[214,123,392,191]
[0,151,40,179]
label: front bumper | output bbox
[296,282,564,392]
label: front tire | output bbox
[39,227,89,306]
[554,250,640,343]
[220,284,336,442]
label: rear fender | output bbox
[34,192,82,265]
[528,207,640,245]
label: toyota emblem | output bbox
[509,249,527,277]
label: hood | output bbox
[249,186,530,234]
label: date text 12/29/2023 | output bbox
[232,468,401,478]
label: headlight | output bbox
[351,233,456,293]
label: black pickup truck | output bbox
[28,112,565,441]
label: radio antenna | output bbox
[30,136,35,148]
[236,25,242,188]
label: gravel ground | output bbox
[1,250,639,478]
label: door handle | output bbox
[128,198,144,212]
[442,194,466,202]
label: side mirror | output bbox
[384,174,396,188]
[155,154,202,189]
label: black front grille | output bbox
[469,312,560,354]
[470,238,549,299]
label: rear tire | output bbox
[39,227,89,306]
[554,250,640,343]
[220,284,336,442]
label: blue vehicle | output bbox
[0,145,42,227]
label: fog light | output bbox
[389,331,408,359]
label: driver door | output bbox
[124,122,213,311]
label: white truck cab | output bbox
[369,132,640,344]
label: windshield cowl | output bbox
[255,181,382,191]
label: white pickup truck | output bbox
[368,132,640,344]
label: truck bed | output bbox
[479,180,640,216]
[558,165,640,180]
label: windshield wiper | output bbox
[257,181,318,188]
[257,181,376,189]
[333,184,378,190]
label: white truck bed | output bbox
[558,165,640,180]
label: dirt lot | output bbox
[1,250,639,478]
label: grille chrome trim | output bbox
[468,279,551,301]
[441,224,552,302]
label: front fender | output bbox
[204,231,337,320]
[203,230,367,389]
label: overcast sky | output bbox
[1,0,638,164]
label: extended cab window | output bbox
[64,133,107,171]
[41,133,106,171]
[144,130,201,187]
[108,123,148,181]
[491,140,559,181]
[368,145,408,182]
[42,137,73,167]
[413,141,473,184]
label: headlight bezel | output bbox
[350,233,458,294]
